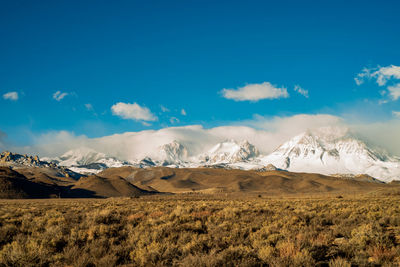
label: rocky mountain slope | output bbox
[1,151,83,179]
[1,151,55,168]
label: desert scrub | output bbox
[0,196,399,266]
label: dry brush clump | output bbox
[0,195,399,266]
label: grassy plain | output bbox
[0,192,400,266]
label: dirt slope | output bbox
[96,167,394,195]
[1,165,397,198]
[72,174,151,198]
[0,167,60,198]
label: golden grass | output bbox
[0,194,399,266]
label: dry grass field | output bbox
[0,193,400,266]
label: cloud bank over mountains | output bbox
[2,65,400,161]
[4,114,400,161]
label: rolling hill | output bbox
[96,166,393,195]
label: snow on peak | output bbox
[58,147,107,166]
[307,126,350,141]
[273,127,387,163]
[52,147,129,173]
[38,126,400,182]
[157,140,188,162]
[200,139,259,164]
[260,127,400,182]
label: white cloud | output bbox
[388,83,400,100]
[85,103,94,111]
[53,91,68,101]
[21,114,346,160]
[84,103,98,116]
[170,117,180,124]
[240,114,343,151]
[11,114,400,161]
[355,65,400,86]
[181,109,187,116]
[160,105,170,112]
[111,102,157,122]
[354,67,371,86]
[3,91,18,101]
[294,85,309,98]
[374,65,400,86]
[393,111,400,118]
[351,120,400,157]
[356,65,400,102]
[141,121,151,126]
[221,82,289,101]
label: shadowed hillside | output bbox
[0,167,60,198]
[0,167,153,198]
[72,175,152,198]
[1,165,399,198]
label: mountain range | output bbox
[3,126,400,198]
[13,127,400,182]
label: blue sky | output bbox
[1,0,400,147]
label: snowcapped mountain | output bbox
[259,127,400,182]
[40,127,400,181]
[47,147,130,174]
[157,140,189,163]
[199,140,259,164]
[130,141,190,168]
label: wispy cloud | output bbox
[160,105,170,112]
[53,91,68,101]
[13,114,400,160]
[111,102,157,123]
[355,65,400,86]
[355,65,400,101]
[393,111,400,118]
[294,85,309,98]
[2,91,18,101]
[355,67,372,86]
[170,117,180,124]
[388,83,400,101]
[84,103,98,116]
[85,103,94,111]
[221,82,289,101]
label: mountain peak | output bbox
[35,126,400,182]
[261,127,400,182]
[0,151,49,168]
[201,139,259,164]
[50,147,129,174]
[157,140,188,162]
